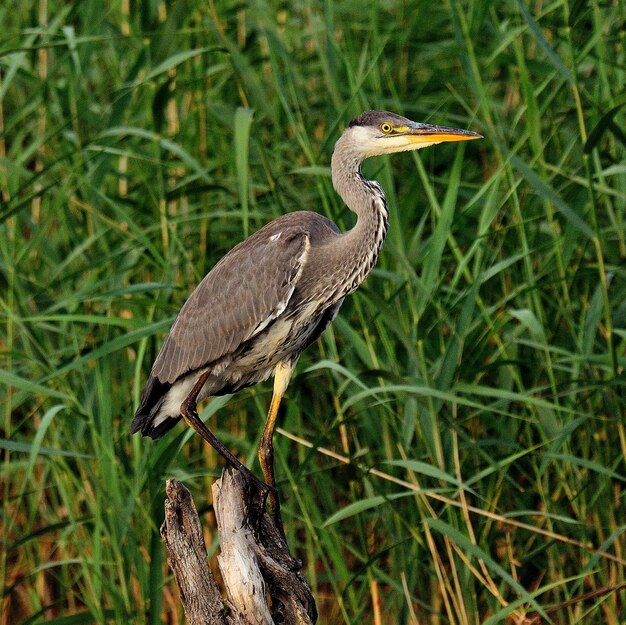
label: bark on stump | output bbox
[161,471,317,625]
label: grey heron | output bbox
[131,110,480,515]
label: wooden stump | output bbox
[161,480,226,625]
[161,471,317,625]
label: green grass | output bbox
[1,1,625,623]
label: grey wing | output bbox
[150,226,310,384]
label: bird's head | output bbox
[342,110,481,159]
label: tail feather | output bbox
[131,375,180,439]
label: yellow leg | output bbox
[259,360,295,522]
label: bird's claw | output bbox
[239,470,277,531]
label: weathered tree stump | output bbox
[161,480,226,625]
[161,471,317,625]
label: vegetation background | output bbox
[1,0,625,623]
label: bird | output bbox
[131,110,480,516]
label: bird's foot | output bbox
[236,469,303,571]
[238,467,276,530]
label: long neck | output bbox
[330,136,389,297]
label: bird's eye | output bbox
[381,123,393,133]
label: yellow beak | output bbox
[404,123,482,145]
